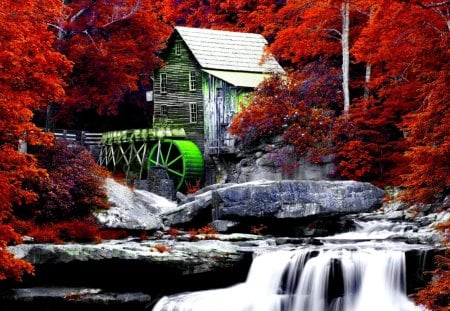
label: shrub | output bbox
[167,228,180,238]
[185,179,201,194]
[28,225,63,244]
[153,244,169,253]
[19,140,109,222]
[198,225,218,235]
[24,218,128,244]
[413,219,449,310]
[198,225,218,239]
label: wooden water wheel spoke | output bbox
[167,154,183,167]
[148,158,158,166]
[167,168,184,177]
[148,139,204,190]
[165,141,174,164]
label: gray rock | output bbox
[7,238,252,275]
[163,179,385,228]
[162,190,214,226]
[4,287,152,305]
[211,220,239,233]
[231,146,334,183]
[95,178,178,231]
[212,180,385,219]
[176,191,188,204]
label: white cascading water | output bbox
[153,221,428,311]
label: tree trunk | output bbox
[364,63,372,100]
[363,8,375,101]
[341,0,350,113]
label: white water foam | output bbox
[153,246,425,311]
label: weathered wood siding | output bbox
[154,34,205,151]
[202,73,251,154]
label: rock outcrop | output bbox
[5,236,261,308]
[95,178,178,230]
[164,180,385,228]
[212,180,385,219]
[9,237,248,273]
[227,144,335,183]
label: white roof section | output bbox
[202,69,271,88]
[175,26,285,74]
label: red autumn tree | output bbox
[0,0,71,281]
[229,75,332,161]
[270,0,372,112]
[397,1,449,203]
[333,0,449,190]
[155,0,284,37]
[53,0,171,128]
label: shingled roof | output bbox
[175,26,284,74]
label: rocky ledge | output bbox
[8,234,269,275]
[163,180,385,233]
[0,287,152,311]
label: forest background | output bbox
[0,1,448,307]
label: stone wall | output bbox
[212,144,335,184]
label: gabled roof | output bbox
[202,69,272,88]
[175,26,284,74]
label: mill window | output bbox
[189,71,196,91]
[160,73,167,94]
[161,104,168,116]
[189,103,198,123]
[175,41,182,56]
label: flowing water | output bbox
[153,221,431,311]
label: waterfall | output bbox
[153,246,425,311]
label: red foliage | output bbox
[197,225,219,239]
[0,245,34,282]
[167,228,180,238]
[28,225,63,244]
[188,229,199,241]
[331,100,409,186]
[154,244,170,253]
[413,219,450,310]
[99,229,129,240]
[139,231,149,241]
[24,218,127,244]
[21,141,110,222]
[155,0,283,37]
[55,219,103,243]
[229,75,333,162]
[198,225,218,235]
[185,179,201,195]
[0,0,70,282]
[331,1,449,192]
[250,224,268,235]
[55,0,171,124]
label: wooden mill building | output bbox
[153,26,285,155]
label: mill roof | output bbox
[174,26,285,74]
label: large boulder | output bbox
[164,180,385,227]
[95,178,178,231]
[162,183,237,227]
[212,180,385,219]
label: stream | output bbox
[152,219,433,311]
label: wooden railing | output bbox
[52,129,102,147]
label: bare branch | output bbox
[326,28,342,38]
[47,23,65,32]
[102,0,141,29]
[70,8,87,22]
[414,1,450,9]
[83,30,97,46]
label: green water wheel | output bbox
[148,139,204,190]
